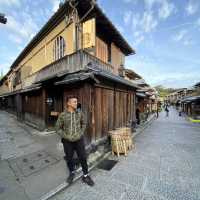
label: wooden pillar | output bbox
[91,85,96,143]
[113,85,116,129]
[16,93,23,121]
[83,83,93,144]
[42,88,47,125]
[133,91,136,122]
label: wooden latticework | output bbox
[109,127,135,157]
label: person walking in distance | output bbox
[165,104,169,117]
[136,108,140,125]
[156,107,159,118]
[56,96,94,186]
[156,101,161,118]
[178,104,182,116]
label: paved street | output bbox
[0,111,66,200]
[50,108,200,200]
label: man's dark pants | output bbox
[61,137,88,175]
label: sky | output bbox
[0,0,200,88]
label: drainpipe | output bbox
[69,0,79,51]
[79,0,96,70]
[69,0,96,69]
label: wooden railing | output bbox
[35,50,114,83]
[82,51,114,73]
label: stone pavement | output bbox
[49,107,200,200]
[0,109,137,200]
[0,110,67,200]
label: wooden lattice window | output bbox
[53,36,65,61]
[13,69,21,87]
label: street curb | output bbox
[188,117,200,123]
[132,114,156,139]
[39,114,156,200]
[39,151,111,200]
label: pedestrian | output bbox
[165,105,169,117]
[136,108,140,125]
[156,102,160,118]
[178,105,182,116]
[55,96,94,186]
[156,107,159,118]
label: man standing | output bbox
[56,96,94,186]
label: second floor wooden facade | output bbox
[0,0,135,95]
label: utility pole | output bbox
[0,13,7,24]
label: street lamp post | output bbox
[0,13,7,24]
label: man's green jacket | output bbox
[56,110,86,142]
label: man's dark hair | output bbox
[66,95,78,102]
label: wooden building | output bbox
[123,69,158,123]
[181,96,200,119]
[0,0,139,147]
[180,82,200,119]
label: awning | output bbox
[55,67,140,89]
[136,92,146,98]
[55,72,98,86]
[145,92,152,96]
[20,84,42,94]
[0,84,41,98]
[150,96,156,100]
[0,90,19,98]
[181,96,200,103]
[93,69,140,89]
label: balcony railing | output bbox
[83,51,114,73]
[34,50,114,83]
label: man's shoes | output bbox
[82,175,95,186]
[67,172,75,184]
